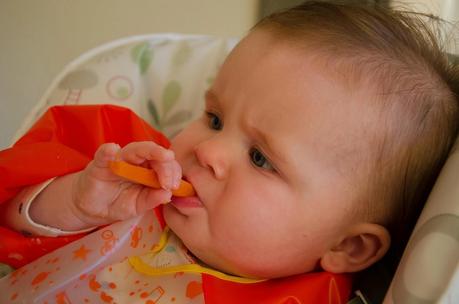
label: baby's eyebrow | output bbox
[205,90,219,107]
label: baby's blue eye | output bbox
[206,112,223,130]
[249,148,273,170]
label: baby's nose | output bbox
[193,140,229,180]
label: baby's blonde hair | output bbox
[256,0,459,265]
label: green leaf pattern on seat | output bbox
[131,42,153,75]
[147,99,161,130]
[131,41,193,132]
[162,80,182,116]
[147,82,191,130]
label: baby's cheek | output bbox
[211,205,279,249]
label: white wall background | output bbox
[0,0,258,149]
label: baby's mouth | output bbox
[170,195,203,208]
[170,175,203,208]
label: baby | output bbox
[1,1,459,302]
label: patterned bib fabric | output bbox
[0,209,264,303]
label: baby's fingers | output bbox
[120,141,174,165]
[151,160,182,190]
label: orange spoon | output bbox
[109,160,195,197]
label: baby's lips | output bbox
[109,160,195,197]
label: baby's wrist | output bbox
[6,177,96,237]
[29,172,97,232]
[67,198,103,231]
[67,171,104,230]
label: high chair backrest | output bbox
[13,34,458,304]
[383,138,459,304]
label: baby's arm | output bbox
[4,141,181,233]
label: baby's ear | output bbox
[320,223,390,273]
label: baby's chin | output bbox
[181,245,267,279]
[163,206,313,279]
[162,214,248,277]
[193,245,324,279]
[167,233,299,279]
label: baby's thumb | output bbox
[136,188,172,215]
[93,143,121,169]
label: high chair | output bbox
[6,33,459,304]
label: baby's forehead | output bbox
[248,28,391,88]
[218,29,385,164]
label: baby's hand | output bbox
[72,142,181,227]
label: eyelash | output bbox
[206,111,223,131]
[249,147,274,171]
[205,111,275,172]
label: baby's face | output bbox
[165,30,371,278]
